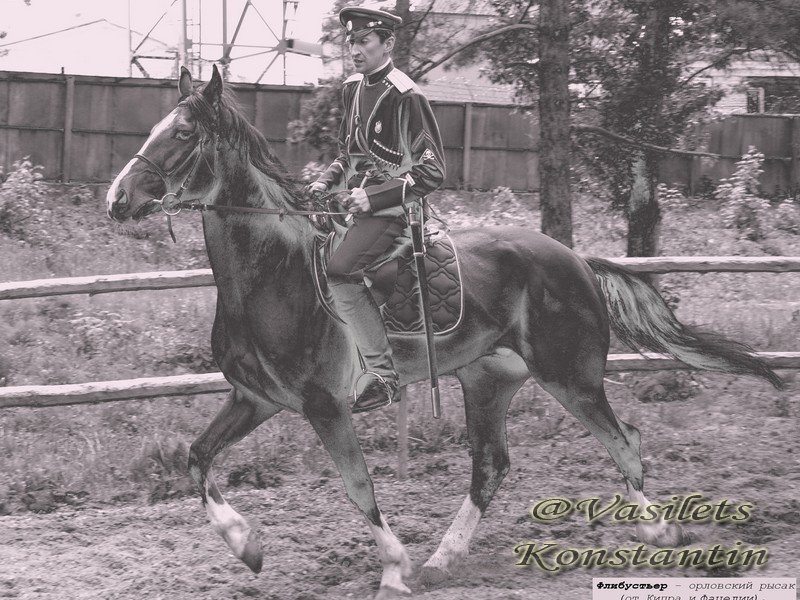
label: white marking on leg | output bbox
[106,109,180,210]
[367,513,411,593]
[205,489,253,559]
[627,483,673,542]
[424,495,482,572]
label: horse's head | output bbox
[106,65,224,222]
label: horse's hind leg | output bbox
[537,375,688,546]
[188,387,281,573]
[421,350,529,583]
[523,319,688,546]
[303,388,411,600]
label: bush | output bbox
[715,147,770,241]
[773,198,800,235]
[0,156,47,240]
[657,182,690,210]
[130,435,193,504]
[299,161,327,184]
[287,76,345,162]
[440,187,532,230]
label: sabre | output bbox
[407,200,441,418]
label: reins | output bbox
[135,134,450,243]
[168,197,349,219]
[134,135,351,242]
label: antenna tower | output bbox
[128,0,322,83]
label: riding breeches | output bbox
[326,214,406,284]
[326,214,405,383]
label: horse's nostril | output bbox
[109,189,130,220]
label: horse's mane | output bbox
[184,83,306,207]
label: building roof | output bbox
[412,0,498,16]
[420,76,523,105]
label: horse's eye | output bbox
[175,130,194,141]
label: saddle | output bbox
[314,230,464,336]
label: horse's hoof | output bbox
[636,521,691,548]
[418,564,452,587]
[240,531,263,573]
[374,584,412,600]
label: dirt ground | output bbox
[1,373,798,600]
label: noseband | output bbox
[134,136,212,217]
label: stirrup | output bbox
[352,370,396,404]
[352,373,399,413]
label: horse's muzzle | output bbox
[108,188,130,221]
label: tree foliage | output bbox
[287,75,345,162]
[465,0,800,254]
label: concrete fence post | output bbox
[462,102,473,189]
[61,75,75,183]
[790,116,800,194]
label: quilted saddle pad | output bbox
[378,234,463,335]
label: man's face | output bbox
[348,31,393,74]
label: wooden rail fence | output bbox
[1,256,799,409]
[1,353,797,410]
[3,257,800,301]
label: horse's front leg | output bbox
[188,387,282,573]
[626,482,693,547]
[421,352,528,584]
[304,386,411,600]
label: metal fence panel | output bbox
[432,104,465,148]
[470,148,538,190]
[661,115,796,195]
[3,70,796,193]
[7,78,63,129]
[0,128,62,179]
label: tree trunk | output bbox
[538,0,573,247]
[624,0,671,257]
[627,151,661,257]
[394,0,413,72]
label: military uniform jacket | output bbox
[316,62,446,218]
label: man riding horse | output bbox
[306,6,446,414]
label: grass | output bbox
[0,182,798,515]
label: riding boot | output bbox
[328,280,399,412]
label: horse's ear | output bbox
[178,66,193,99]
[202,64,224,110]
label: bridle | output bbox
[131,133,351,242]
[134,136,212,218]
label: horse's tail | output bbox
[586,257,783,389]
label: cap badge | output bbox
[374,121,382,134]
[346,20,353,31]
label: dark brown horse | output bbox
[106,65,780,599]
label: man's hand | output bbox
[304,181,328,198]
[343,187,371,214]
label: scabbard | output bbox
[407,202,441,419]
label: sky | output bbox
[0,0,332,84]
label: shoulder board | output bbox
[386,69,418,94]
[344,73,363,84]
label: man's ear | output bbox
[202,64,224,113]
[384,35,395,54]
[178,66,193,98]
